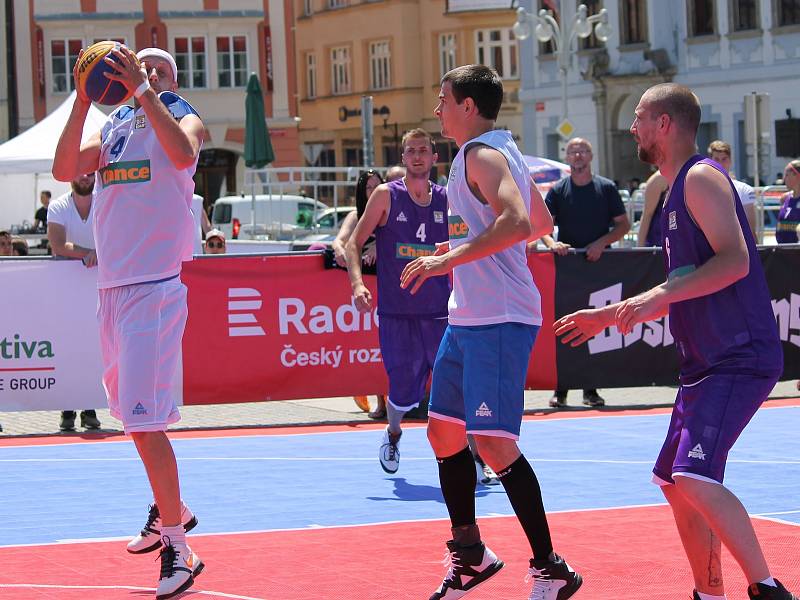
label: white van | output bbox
[211,194,327,240]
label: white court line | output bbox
[0,583,265,599]
[1,402,797,450]
[753,514,800,527]
[2,456,799,465]
[0,502,669,549]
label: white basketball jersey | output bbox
[94,92,200,289]
[446,129,541,326]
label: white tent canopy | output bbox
[0,91,108,174]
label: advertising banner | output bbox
[0,259,106,410]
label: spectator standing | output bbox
[540,137,631,408]
[47,173,102,432]
[33,191,51,232]
[776,160,800,244]
[637,170,669,247]
[708,140,757,237]
[203,228,226,254]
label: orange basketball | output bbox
[75,40,139,105]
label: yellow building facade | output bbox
[294,0,522,178]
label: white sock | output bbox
[696,592,726,600]
[161,525,186,547]
[759,577,777,588]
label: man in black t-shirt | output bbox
[33,190,51,232]
[540,137,630,408]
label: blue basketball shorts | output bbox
[428,322,539,439]
[378,315,448,410]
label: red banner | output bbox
[181,252,558,405]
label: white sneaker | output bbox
[526,554,582,600]
[155,538,204,600]
[475,460,500,486]
[127,503,198,554]
[379,427,401,474]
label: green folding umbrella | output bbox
[244,73,275,168]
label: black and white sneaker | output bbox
[429,540,504,599]
[474,458,500,486]
[379,427,401,474]
[155,537,204,600]
[526,553,582,600]
[127,503,198,554]
[748,580,799,600]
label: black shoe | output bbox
[549,392,567,408]
[582,390,605,407]
[80,410,101,429]
[60,411,77,432]
[527,553,583,600]
[429,540,504,600]
[748,580,799,599]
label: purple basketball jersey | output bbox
[660,155,783,384]
[375,179,450,317]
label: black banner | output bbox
[553,247,800,389]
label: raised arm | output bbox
[52,53,101,181]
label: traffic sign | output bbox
[556,119,575,139]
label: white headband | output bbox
[136,48,178,84]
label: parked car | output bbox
[211,194,327,240]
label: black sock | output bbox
[497,454,553,560]
[436,446,477,531]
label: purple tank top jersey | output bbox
[660,155,782,383]
[776,193,800,244]
[375,179,450,317]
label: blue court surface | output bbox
[1,404,798,549]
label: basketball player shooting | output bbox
[53,44,205,600]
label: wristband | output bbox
[133,81,151,98]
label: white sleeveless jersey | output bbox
[446,129,541,326]
[94,92,200,289]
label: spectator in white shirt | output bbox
[708,140,757,237]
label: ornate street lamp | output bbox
[513,2,612,124]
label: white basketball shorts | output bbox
[98,277,187,434]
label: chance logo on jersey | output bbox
[99,159,151,187]
[396,242,436,259]
[448,215,469,240]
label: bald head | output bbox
[641,83,701,135]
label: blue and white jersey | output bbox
[94,92,201,289]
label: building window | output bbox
[331,46,351,95]
[306,53,317,99]
[303,0,313,16]
[621,0,648,44]
[328,0,348,8]
[369,40,391,90]
[731,0,759,30]
[174,37,206,89]
[475,29,518,79]
[51,39,82,93]
[216,35,247,88]
[439,33,457,78]
[344,147,364,167]
[578,0,603,50]
[776,0,800,26]
[688,0,716,36]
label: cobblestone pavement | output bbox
[1,381,797,438]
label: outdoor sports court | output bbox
[1,400,798,600]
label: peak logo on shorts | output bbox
[688,443,706,460]
[396,243,436,260]
[132,402,148,416]
[99,160,151,186]
[475,402,492,417]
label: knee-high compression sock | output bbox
[497,454,554,560]
[437,446,478,544]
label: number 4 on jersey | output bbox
[416,223,426,243]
